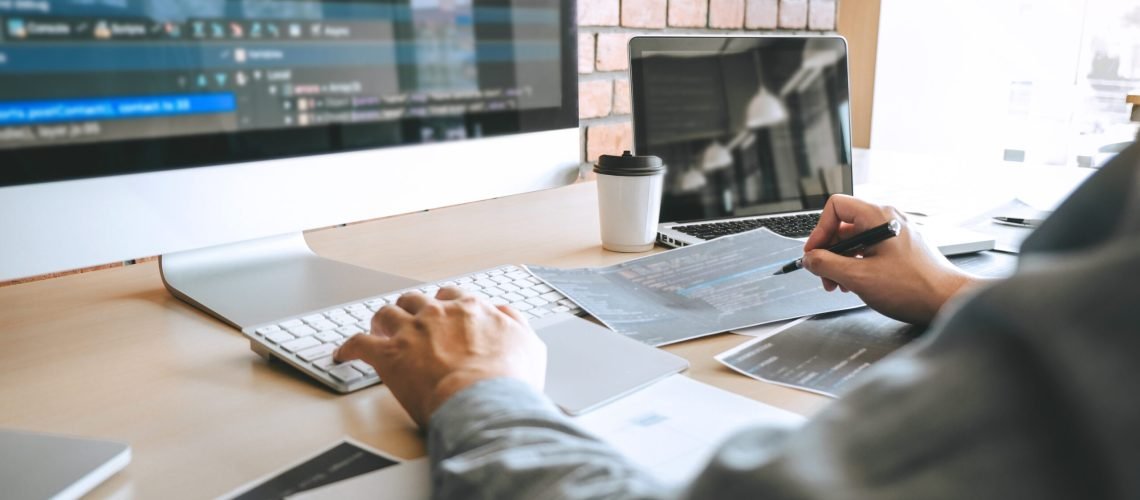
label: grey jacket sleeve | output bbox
[428,377,667,500]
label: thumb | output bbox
[801,249,862,291]
[333,333,389,364]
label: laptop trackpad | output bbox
[535,315,689,416]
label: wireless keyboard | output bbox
[243,265,582,393]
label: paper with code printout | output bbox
[715,251,1019,397]
[224,439,400,500]
[527,228,865,346]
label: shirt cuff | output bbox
[428,377,563,457]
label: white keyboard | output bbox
[243,265,583,393]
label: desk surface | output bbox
[0,150,1086,498]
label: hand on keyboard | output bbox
[333,286,547,428]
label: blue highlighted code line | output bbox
[0,93,236,126]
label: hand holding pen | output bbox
[774,220,901,275]
[787,194,978,325]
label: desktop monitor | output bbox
[0,0,579,327]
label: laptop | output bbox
[628,36,993,255]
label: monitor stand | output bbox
[160,232,420,330]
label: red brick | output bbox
[579,80,614,119]
[595,33,634,72]
[578,0,620,26]
[622,0,667,28]
[745,0,778,29]
[668,0,708,27]
[709,0,745,28]
[778,0,807,28]
[586,121,634,164]
[578,33,596,74]
[808,0,836,30]
[613,78,632,115]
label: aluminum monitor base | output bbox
[160,232,420,330]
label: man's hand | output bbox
[802,194,978,324]
[333,287,546,428]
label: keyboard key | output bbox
[302,314,326,324]
[534,284,554,293]
[345,303,367,312]
[297,343,337,362]
[309,320,337,331]
[525,297,548,307]
[558,299,577,307]
[553,306,570,313]
[349,310,372,322]
[482,286,505,297]
[355,321,370,331]
[280,319,304,328]
[488,268,505,276]
[316,331,343,343]
[255,325,281,336]
[336,325,364,337]
[511,279,531,289]
[329,364,363,383]
[265,331,295,344]
[323,308,348,318]
[312,356,337,371]
[506,270,529,279]
[329,315,356,327]
[491,297,509,306]
[475,279,497,288]
[518,288,539,298]
[287,325,317,337]
[502,292,525,302]
[281,336,321,353]
[499,283,521,293]
[350,360,376,376]
[531,308,552,317]
[539,291,563,302]
[491,275,513,284]
[513,302,534,311]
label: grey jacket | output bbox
[427,142,1140,499]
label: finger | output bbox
[801,249,862,291]
[395,291,432,314]
[805,195,885,251]
[333,333,389,363]
[821,277,839,291]
[375,304,414,336]
[496,304,528,325]
[435,286,468,301]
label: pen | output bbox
[992,216,1043,228]
[772,219,902,275]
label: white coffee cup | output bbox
[594,151,666,252]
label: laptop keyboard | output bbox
[674,213,821,240]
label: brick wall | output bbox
[577,0,839,164]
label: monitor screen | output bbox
[0,0,576,187]
[630,36,851,224]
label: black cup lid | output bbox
[594,151,665,177]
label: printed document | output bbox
[528,228,864,346]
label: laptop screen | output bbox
[630,36,852,224]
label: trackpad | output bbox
[535,315,689,415]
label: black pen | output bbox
[772,219,902,275]
[992,216,1043,228]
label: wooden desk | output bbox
[0,182,832,498]
[0,150,1086,498]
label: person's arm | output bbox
[800,195,988,324]
[332,289,667,500]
